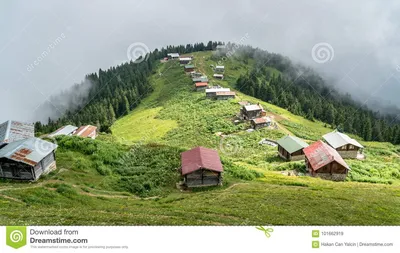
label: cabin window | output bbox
[348,145,354,150]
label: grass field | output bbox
[0,51,399,225]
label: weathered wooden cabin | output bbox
[323,131,363,159]
[213,74,224,80]
[179,57,192,65]
[192,77,209,83]
[215,91,235,100]
[240,104,263,120]
[184,64,195,73]
[73,125,98,139]
[0,138,58,181]
[303,141,350,181]
[48,125,78,138]
[167,53,179,59]
[215,66,225,73]
[181,147,223,187]
[251,117,271,130]
[0,120,34,144]
[194,82,208,91]
[277,135,309,161]
[205,88,231,98]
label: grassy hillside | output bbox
[0,51,399,225]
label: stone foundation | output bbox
[310,172,347,181]
[337,150,359,159]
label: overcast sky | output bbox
[1,0,400,123]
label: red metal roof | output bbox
[181,147,223,175]
[303,141,349,171]
[251,117,269,124]
[195,82,208,87]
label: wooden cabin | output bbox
[0,120,34,144]
[190,72,203,78]
[277,135,309,161]
[215,66,225,73]
[241,104,263,120]
[184,65,195,73]
[205,88,231,98]
[179,57,192,65]
[194,82,208,91]
[303,141,350,181]
[0,138,58,181]
[193,77,209,83]
[181,147,223,187]
[167,53,179,59]
[215,91,235,100]
[48,125,78,138]
[323,131,363,159]
[251,117,271,130]
[73,125,97,139]
[213,74,224,80]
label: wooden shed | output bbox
[181,147,223,187]
[215,91,236,100]
[0,138,58,181]
[277,135,309,161]
[213,74,224,80]
[303,141,350,181]
[241,104,263,120]
[179,57,192,65]
[194,82,209,91]
[184,64,195,73]
[251,117,271,130]
[215,66,225,73]
[323,131,363,159]
[74,125,98,139]
[205,88,231,98]
[48,125,78,138]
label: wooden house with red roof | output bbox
[73,125,97,139]
[181,147,223,187]
[303,141,350,181]
[194,82,208,91]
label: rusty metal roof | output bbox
[0,137,57,166]
[74,125,97,138]
[251,117,271,124]
[215,91,236,96]
[0,120,34,144]
[181,147,223,175]
[303,141,349,171]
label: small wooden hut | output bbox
[181,147,223,187]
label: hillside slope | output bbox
[0,51,399,225]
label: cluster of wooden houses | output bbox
[276,131,364,181]
[167,52,236,100]
[0,120,98,182]
[239,102,272,130]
